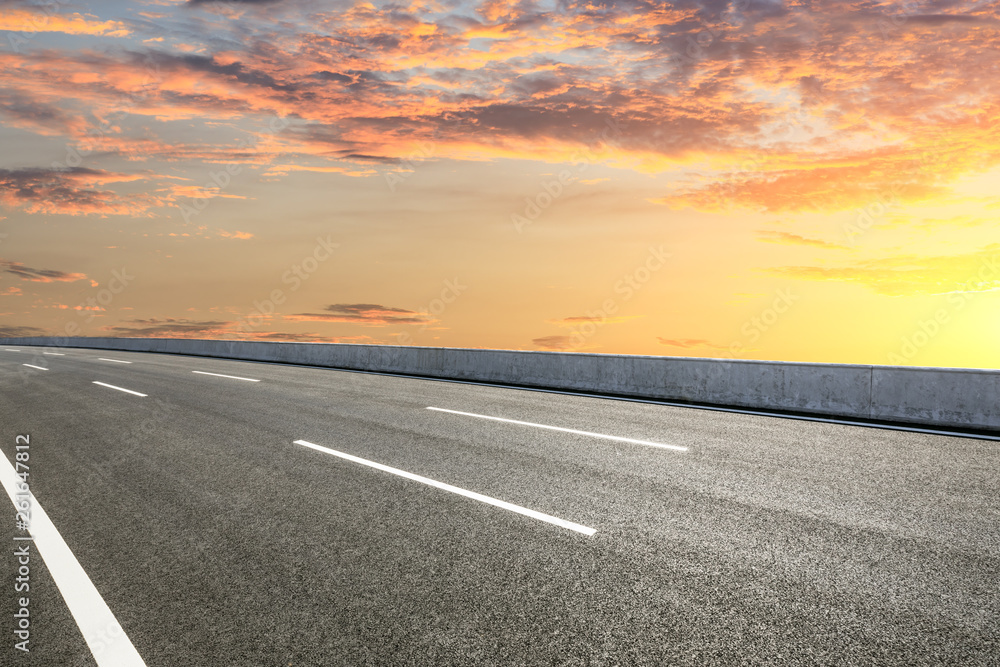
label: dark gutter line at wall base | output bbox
[34,343,1000,442]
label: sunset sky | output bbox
[0,0,998,368]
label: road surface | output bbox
[1,345,997,665]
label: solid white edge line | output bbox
[98,358,132,364]
[22,364,48,371]
[191,371,260,382]
[0,451,148,666]
[92,381,147,397]
[426,407,688,452]
[293,440,597,536]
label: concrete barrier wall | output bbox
[2,336,997,433]
[871,366,1000,431]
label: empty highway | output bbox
[1,345,998,666]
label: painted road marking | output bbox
[1,451,149,666]
[294,440,597,536]
[426,407,688,452]
[22,364,48,371]
[92,381,147,397]
[191,371,260,382]
[98,358,132,364]
[43,352,66,356]
[6,348,20,351]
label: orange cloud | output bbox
[157,185,249,203]
[286,304,431,326]
[102,318,233,338]
[0,10,130,37]
[47,304,104,311]
[659,147,955,213]
[657,338,728,350]
[1,260,87,283]
[0,325,46,337]
[756,231,848,250]
[0,167,163,216]
[766,244,1000,296]
[239,331,329,342]
[0,0,995,223]
[0,88,89,137]
[532,335,574,351]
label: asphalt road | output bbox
[1,345,997,666]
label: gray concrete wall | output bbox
[871,366,1000,431]
[2,336,996,433]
